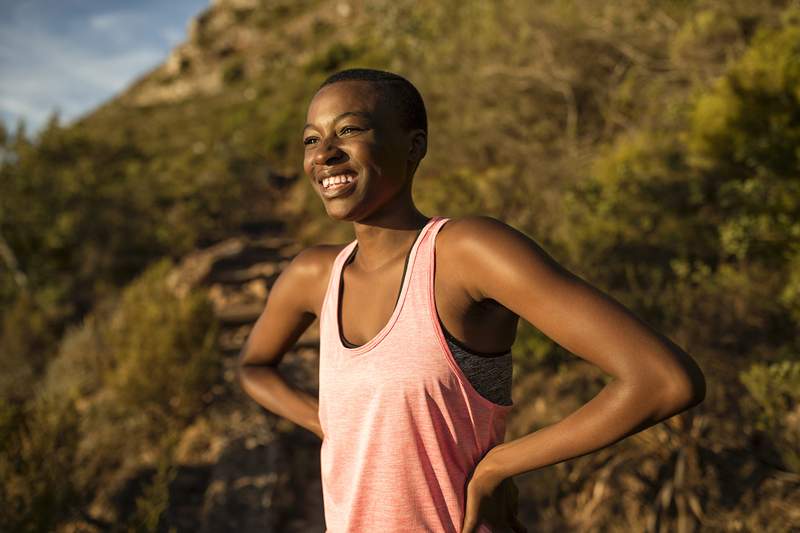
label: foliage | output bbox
[102,259,220,423]
[0,393,82,533]
[739,359,800,472]
[124,430,182,533]
[687,10,800,267]
[0,288,64,402]
[1,259,220,530]
[561,5,800,354]
[546,4,800,528]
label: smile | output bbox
[319,172,358,199]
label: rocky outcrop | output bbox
[116,0,360,108]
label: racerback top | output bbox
[318,216,515,532]
[338,225,514,407]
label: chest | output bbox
[331,241,515,354]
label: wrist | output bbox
[471,444,508,491]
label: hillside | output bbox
[1,0,799,531]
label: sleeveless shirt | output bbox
[318,216,515,532]
[338,226,514,407]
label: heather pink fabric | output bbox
[318,216,514,532]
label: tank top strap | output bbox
[320,239,358,341]
[404,215,450,287]
[423,216,451,260]
[394,216,450,325]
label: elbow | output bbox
[236,340,263,371]
[236,346,280,378]
[236,346,262,385]
[664,364,707,413]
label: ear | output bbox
[408,129,427,164]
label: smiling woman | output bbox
[237,68,706,533]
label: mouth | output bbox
[318,170,358,199]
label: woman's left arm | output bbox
[451,215,706,488]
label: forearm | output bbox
[477,378,693,487]
[237,364,323,440]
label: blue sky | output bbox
[0,0,210,138]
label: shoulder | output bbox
[437,214,533,258]
[278,242,350,314]
[439,214,516,240]
[436,214,570,302]
[286,242,348,278]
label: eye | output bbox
[303,136,318,146]
[340,126,360,135]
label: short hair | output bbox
[318,68,427,135]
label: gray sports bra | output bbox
[337,229,513,407]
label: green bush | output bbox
[1,258,220,530]
[103,259,220,423]
[739,359,800,473]
[124,430,181,533]
[0,394,82,533]
[687,10,800,267]
[305,42,363,74]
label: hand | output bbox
[460,472,527,533]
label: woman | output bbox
[238,68,706,533]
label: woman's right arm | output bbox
[236,246,329,440]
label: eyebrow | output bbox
[303,111,371,132]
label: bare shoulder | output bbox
[282,242,348,316]
[436,214,571,302]
[437,214,540,263]
[440,214,561,266]
[287,242,345,278]
[438,214,519,243]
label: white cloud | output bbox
[87,9,158,48]
[88,12,122,31]
[0,94,51,126]
[0,1,207,136]
[1,25,163,90]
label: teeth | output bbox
[322,174,355,188]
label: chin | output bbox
[323,204,359,222]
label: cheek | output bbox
[302,155,314,175]
[372,140,405,168]
[355,144,390,171]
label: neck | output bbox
[350,208,431,273]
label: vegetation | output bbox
[0,260,218,531]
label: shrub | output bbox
[1,258,221,530]
[739,359,800,473]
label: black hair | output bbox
[318,68,427,135]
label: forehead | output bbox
[305,81,394,126]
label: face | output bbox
[302,80,425,221]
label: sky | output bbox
[0,0,210,138]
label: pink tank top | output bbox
[318,216,514,532]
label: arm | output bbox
[450,216,706,487]
[236,246,328,440]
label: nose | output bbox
[313,137,346,167]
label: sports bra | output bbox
[337,226,513,406]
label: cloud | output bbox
[0,23,163,133]
[88,12,128,31]
[87,9,163,48]
[0,1,206,136]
